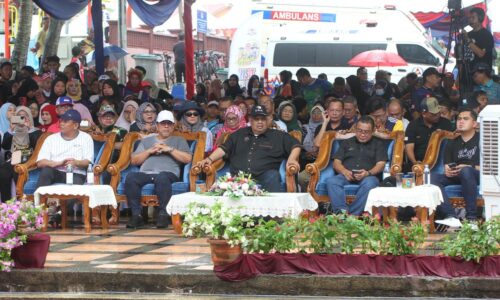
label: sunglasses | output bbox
[185,112,200,117]
[159,121,174,126]
[143,110,156,114]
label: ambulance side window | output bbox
[396,44,438,66]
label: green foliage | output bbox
[438,217,500,263]
[376,218,427,255]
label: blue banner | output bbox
[127,0,180,27]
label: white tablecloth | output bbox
[365,185,443,214]
[34,184,117,208]
[167,192,318,218]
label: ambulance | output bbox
[228,3,454,87]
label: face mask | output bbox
[375,89,385,96]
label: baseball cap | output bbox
[98,75,110,81]
[471,62,491,74]
[422,67,440,79]
[157,110,175,123]
[207,100,219,107]
[98,105,117,117]
[55,96,74,106]
[60,109,82,123]
[420,97,440,114]
[250,105,268,117]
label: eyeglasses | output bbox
[356,128,373,135]
[124,110,133,114]
[185,112,199,117]
[143,110,156,114]
[159,121,174,126]
[226,117,238,122]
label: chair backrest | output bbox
[420,130,459,177]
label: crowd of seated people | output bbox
[0,31,497,231]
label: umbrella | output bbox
[348,50,407,68]
[86,45,128,65]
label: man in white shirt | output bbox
[36,110,94,187]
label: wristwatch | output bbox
[166,146,174,153]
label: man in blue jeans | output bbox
[432,108,480,228]
[327,116,387,215]
[125,110,192,229]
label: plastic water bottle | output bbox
[424,164,431,185]
[86,164,94,185]
[383,162,391,180]
[66,164,73,185]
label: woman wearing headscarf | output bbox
[191,83,207,106]
[213,105,247,150]
[66,79,94,125]
[48,77,67,104]
[209,79,223,100]
[115,100,139,132]
[225,74,243,99]
[0,106,41,201]
[277,101,301,132]
[176,101,213,153]
[38,104,59,132]
[129,102,157,135]
[246,75,261,99]
[123,69,148,103]
[298,104,324,192]
[102,79,123,113]
[0,103,16,134]
[233,99,248,123]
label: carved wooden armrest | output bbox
[285,164,299,193]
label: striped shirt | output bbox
[37,131,94,175]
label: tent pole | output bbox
[4,0,10,59]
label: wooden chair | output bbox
[413,130,484,220]
[15,131,116,230]
[195,131,300,193]
[15,131,116,199]
[306,131,405,206]
[107,131,206,223]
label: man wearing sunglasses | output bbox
[125,110,192,229]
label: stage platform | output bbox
[0,219,499,298]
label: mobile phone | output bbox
[448,163,457,169]
[11,115,24,124]
[352,169,362,174]
[464,25,473,33]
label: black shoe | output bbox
[156,214,170,229]
[126,215,145,229]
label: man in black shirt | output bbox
[314,97,350,148]
[327,116,387,215]
[196,105,301,192]
[432,108,480,227]
[463,7,494,71]
[410,67,441,119]
[173,33,185,83]
[405,97,453,167]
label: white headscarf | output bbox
[115,100,139,131]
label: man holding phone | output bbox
[326,116,387,215]
[432,108,480,228]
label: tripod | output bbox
[442,7,473,103]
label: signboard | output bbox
[197,10,208,34]
[252,10,336,22]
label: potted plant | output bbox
[182,200,254,266]
[0,198,47,271]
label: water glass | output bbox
[395,173,404,188]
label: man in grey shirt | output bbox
[125,110,192,229]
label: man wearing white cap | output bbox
[125,110,192,229]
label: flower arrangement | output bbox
[205,171,267,200]
[0,199,45,272]
[182,200,254,247]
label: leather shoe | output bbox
[126,215,145,229]
[156,214,170,229]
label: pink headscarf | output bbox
[221,105,246,134]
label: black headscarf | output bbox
[225,74,243,99]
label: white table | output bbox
[167,192,318,233]
[365,185,443,231]
[34,184,117,233]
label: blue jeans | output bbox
[254,169,282,193]
[124,171,178,216]
[326,174,379,215]
[432,166,479,220]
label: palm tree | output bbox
[11,0,33,70]
[41,19,65,64]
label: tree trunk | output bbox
[11,0,33,70]
[41,19,65,64]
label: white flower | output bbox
[219,182,229,190]
[241,183,249,191]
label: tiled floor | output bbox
[45,218,213,273]
[44,217,447,273]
